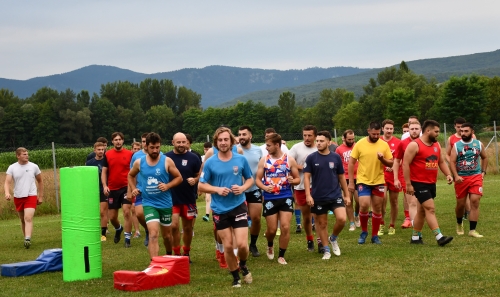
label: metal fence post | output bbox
[494,121,499,173]
[334,129,338,144]
[443,123,447,149]
[52,142,60,213]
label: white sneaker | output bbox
[349,223,356,231]
[354,216,360,227]
[322,252,331,260]
[267,246,274,260]
[277,257,287,265]
[331,240,341,256]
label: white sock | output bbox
[435,233,443,240]
[412,235,419,240]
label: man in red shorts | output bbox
[5,147,44,249]
[449,123,487,238]
[102,132,133,248]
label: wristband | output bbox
[482,171,486,175]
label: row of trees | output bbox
[1,62,499,148]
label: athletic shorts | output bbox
[454,174,483,199]
[386,177,406,193]
[357,184,385,198]
[99,192,108,203]
[310,198,345,215]
[294,189,310,206]
[262,197,294,217]
[14,196,38,212]
[143,205,172,226]
[245,189,263,204]
[173,203,197,220]
[411,181,436,204]
[108,186,131,209]
[212,202,248,231]
[134,195,143,206]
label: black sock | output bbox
[470,221,477,230]
[457,217,463,224]
[279,248,286,258]
[231,269,240,280]
[205,213,210,217]
[268,241,273,248]
[101,227,107,236]
[166,251,172,255]
[250,234,258,246]
[239,259,247,267]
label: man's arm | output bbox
[304,172,313,206]
[480,142,488,177]
[449,145,461,183]
[255,158,273,193]
[437,143,453,184]
[127,159,141,197]
[445,137,452,164]
[101,166,109,195]
[287,156,301,186]
[4,174,12,200]
[403,142,418,195]
[347,157,357,193]
[338,174,350,206]
[35,173,44,204]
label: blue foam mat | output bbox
[1,248,63,277]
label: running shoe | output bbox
[410,237,424,244]
[249,245,260,257]
[322,252,331,260]
[401,218,412,229]
[371,235,382,244]
[388,227,396,235]
[267,246,274,260]
[437,236,454,246]
[354,216,360,227]
[124,239,131,248]
[456,222,464,235]
[216,249,221,260]
[468,230,484,238]
[276,228,281,236]
[24,239,31,249]
[242,271,253,284]
[133,232,141,238]
[378,225,385,236]
[358,231,368,244]
[307,240,315,252]
[114,226,123,244]
[277,257,287,265]
[295,224,302,233]
[317,242,324,254]
[349,223,356,231]
[101,235,107,242]
[202,215,210,222]
[330,239,341,256]
[232,279,242,288]
[219,253,228,268]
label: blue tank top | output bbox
[138,154,172,208]
[262,153,293,200]
[454,139,482,176]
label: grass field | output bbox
[1,177,500,296]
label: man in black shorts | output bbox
[86,141,108,241]
[304,131,349,259]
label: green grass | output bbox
[1,177,500,296]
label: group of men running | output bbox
[3,116,488,288]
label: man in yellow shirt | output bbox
[348,122,393,244]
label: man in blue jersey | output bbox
[128,132,183,259]
[237,125,264,257]
[199,127,254,288]
[85,142,108,241]
[166,132,202,260]
[256,133,300,265]
[449,123,487,238]
[304,131,349,260]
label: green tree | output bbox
[278,91,296,132]
[146,105,175,139]
[384,87,419,126]
[486,76,500,121]
[333,102,363,132]
[90,98,117,139]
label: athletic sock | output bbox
[389,224,395,228]
[182,246,190,254]
[457,217,463,224]
[115,224,123,231]
[25,236,31,240]
[323,246,330,254]
[231,269,240,281]
[124,232,132,240]
[250,234,258,246]
[278,248,286,258]
[330,234,338,242]
[404,210,410,219]
[306,235,314,241]
[432,227,443,240]
[354,212,359,217]
[359,212,369,232]
[205,213,210,218]
[411,229,421,240]
[312,217,315,225]
[295,209,301,225]
[268,241,273,248]
[381,219,385,226]
[166,251,172,255]
[173,246,181,256]
[470,221,477,230]
[371,213,382,237]
[101,227,107,236]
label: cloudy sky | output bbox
[1,0,498,80]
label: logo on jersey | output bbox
[433,147,438,152]
[329,162,334,169]
[304,163,307,168]
[147,177,159,185]
[182,159,187,166]
[233,166,239,175]
[425,155,439,169]
[155,168,161,176]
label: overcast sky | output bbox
[1,0,498,80]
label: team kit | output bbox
[6,117,487,288]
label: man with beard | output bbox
[128,132,183,258]
[289,125,318,251]
[255,133,300,265]
[304,131,349,260]
[379,119,403,236]
[199,127,254,288]
[449,123,487,238]
[237,125,264,257]
[336,130,359,231]
[403,120,454,246]
[349,122,393,245]
[393,121,421,228]
[102,132,134,247]
[86,142,108,241]
[166,133,202,260]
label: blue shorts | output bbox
[357,184,385,198]
[134,195,143,206]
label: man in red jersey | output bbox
[379,119,403,236]
[102,132,134,248]
[403,120,454,246]
[393,121,421,228]
[335,129,359,231]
